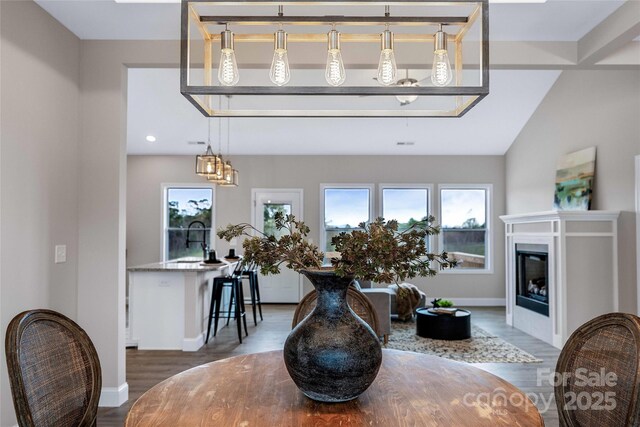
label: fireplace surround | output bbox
[501,211,619,348]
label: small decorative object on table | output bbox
[218,213,454,402]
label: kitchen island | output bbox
[128,258,236,351]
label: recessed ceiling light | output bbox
[146,135,157,142]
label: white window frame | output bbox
[437,183,493,274]
[379,183,435,251]
[161,183,216,262]
[320,183,375,253]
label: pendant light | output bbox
[269,29,290,86]
[218,26,239,86]
[377,26,398,86]
[431,24,453,87]
[195,119,223,178]
[325,27,346,86]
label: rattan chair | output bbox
[555,312,640,427]
[5,309,102,427]
[292,286,380,337]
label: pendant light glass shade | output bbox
[269,30,290,86]
[219,163,239,187]
[376,29,398,86]
[431,25,453,87]
[218,29,240,86]
[325,29,346,86]
[195,145,223,177]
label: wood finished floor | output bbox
[97,306,560,426]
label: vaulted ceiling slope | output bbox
[35,0,640,155]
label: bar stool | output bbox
[205,263,248,344]
[242,262,263,326]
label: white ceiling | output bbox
[127,68,561,155]
[36,0,624,42]
[36,0,625,156]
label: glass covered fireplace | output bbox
[515,244,549,317]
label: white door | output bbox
[252,189,304,303]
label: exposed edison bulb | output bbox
[218,30,239,86]
[206,160,214,174]
[431,26,453,87]
[376,30,397,86]
[325,29,346,86]
[269,30,290,86]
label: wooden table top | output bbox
[125,349,544,427]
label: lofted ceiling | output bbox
[127,68,561,155]
[36,0,625,41]
[34,0,634,156]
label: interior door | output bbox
[252,189,304,303]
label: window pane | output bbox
[324,188,370,252]
[441,189,486,269]
[441,189,486,228]
[263,203,292,238]
[166,187,213,260]
[167,228,212,260]
[382,188,428,232]
[324,188,370,228]
[167,188,212,228]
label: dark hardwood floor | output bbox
[97,306,560,426]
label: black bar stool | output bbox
[242,263,263,326]
[205,263,248,344]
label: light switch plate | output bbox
[55,245,67,264]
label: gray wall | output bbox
[0,1,80,425]
[127,155,506,300]
[505,70,640,314]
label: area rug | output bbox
[386,320,542,363]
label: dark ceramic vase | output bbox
[283,269,382,402]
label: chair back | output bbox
[555,312,640,427]
[292,286,380,336]
[5,309,102,427]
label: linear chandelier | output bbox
[181,1,489,117]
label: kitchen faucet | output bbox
[186,220,208,259]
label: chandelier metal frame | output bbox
[180,0,489,118]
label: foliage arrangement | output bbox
[217,212,455,282]
[431,298,454,308]
[217,212,323,275]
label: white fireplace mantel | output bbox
[500,210,619,349]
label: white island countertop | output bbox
[128,257,239,272]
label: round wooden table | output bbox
[125,349,544,427]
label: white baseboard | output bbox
[99,382,129,407]
[443,298,506,307]
[182,333,204,352]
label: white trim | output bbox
[500,210,620,224]
[160,183,216,262]
[438,183,493,274]
[442,298,505,306]
[182,333,204,352]
[99,382,129,407]
[319,183,375,252]
[379,183,435,250]
[636,155,640,315]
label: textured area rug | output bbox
[386,320,542,363]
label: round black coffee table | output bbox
[416,308,471,340]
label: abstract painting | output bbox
[553,147,596,211]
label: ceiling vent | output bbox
[188,141,206,145]
[396,142,415,146]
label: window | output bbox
[381,184,432,249]
[163,186,214,261]
[439,185,491,271]
[320,185,374,253]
